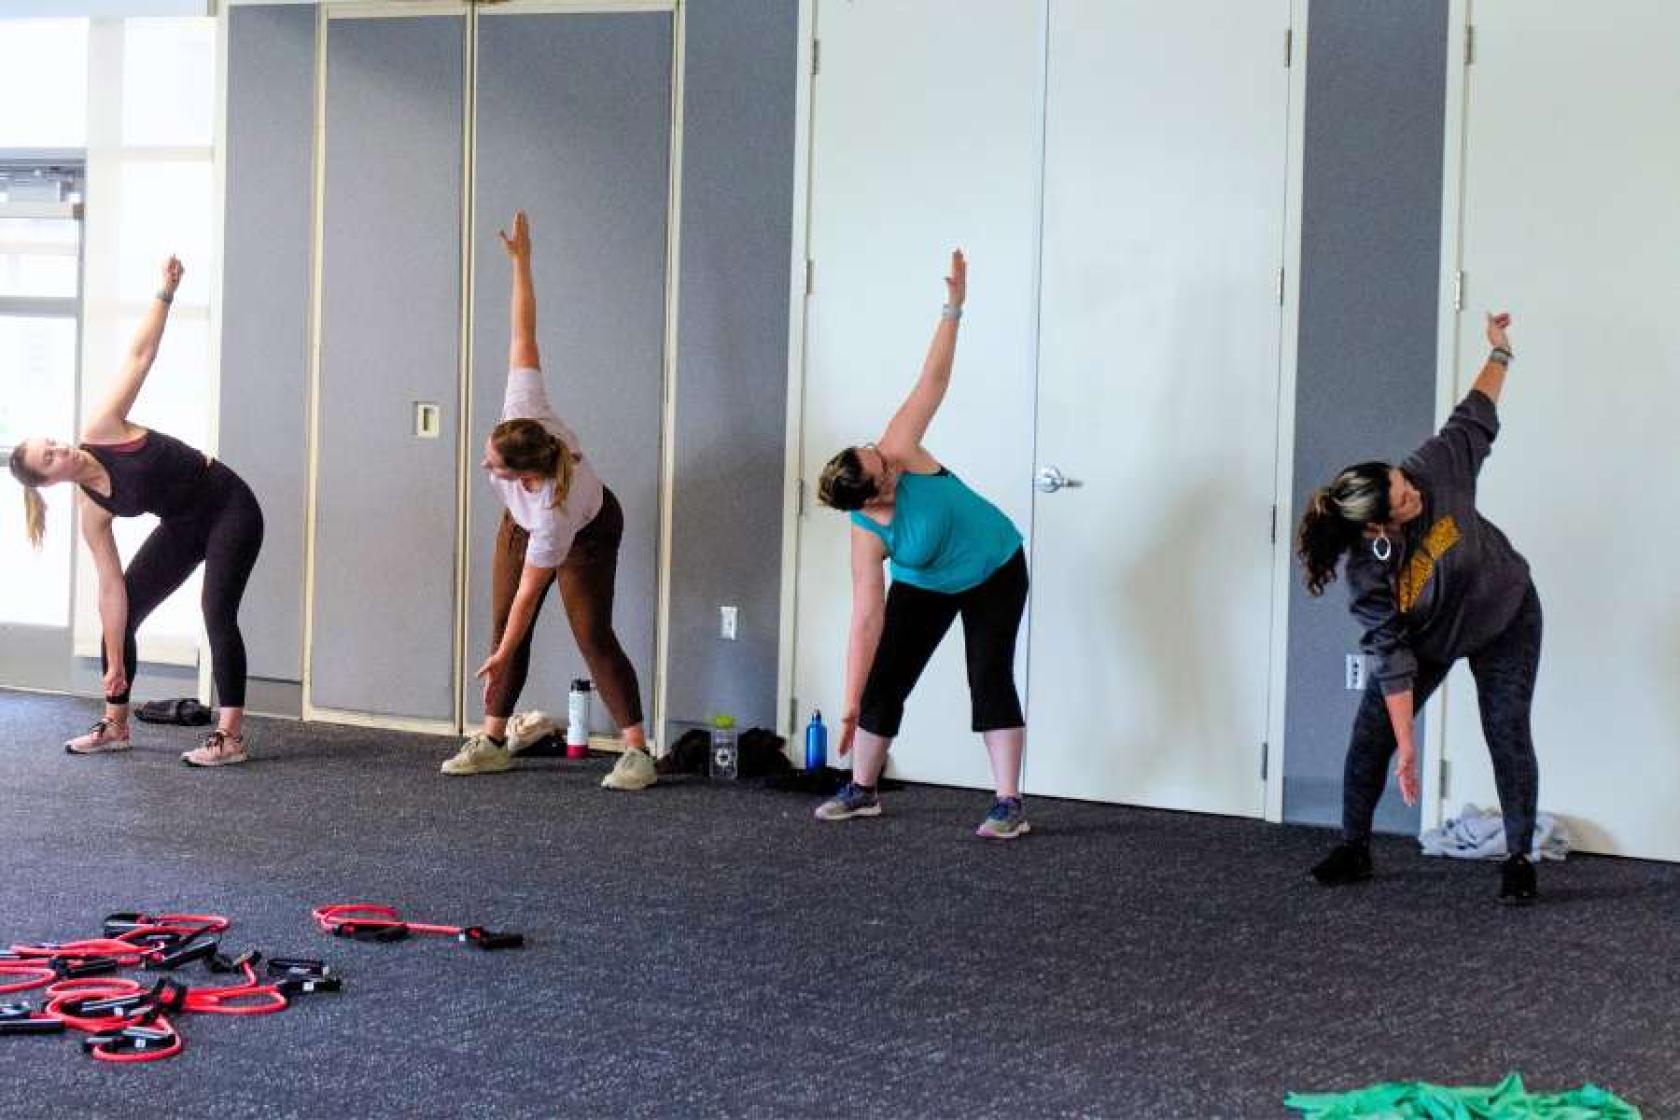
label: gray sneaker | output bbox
[976,797,1031,840]
[814,781,882,822]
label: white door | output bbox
[793,1,1042,789]
[1023,0,1294,814]
[1437,1,1680,861]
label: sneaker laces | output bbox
[200,729,241,755]
[987,797,1021,821]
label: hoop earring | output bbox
[1371,533,1393,562]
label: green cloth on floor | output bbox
[1284,1073,1640,1119]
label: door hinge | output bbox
[1439,758,1451,800]
[795,478,805,517]
[1270,504,1278,543]
[1464,25,1475,66]
[1276,266,1285,306]
[789,695,798,734]
[1453,269,1465,311]
[804,258,814,296]
[811,38,821,76]
[1284,28,1293,67]
[1260,741,1270,781]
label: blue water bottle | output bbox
[805,710,828,773]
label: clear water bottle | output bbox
[566,679,593,760]
[804,710,828,773]
[710,714,738,781]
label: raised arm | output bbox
[837,526,889,756]
[1471,311,1513,404]
[79,500,130,698]
[879,249,966,459]
[87,257,183,439]
[500,211,540,371]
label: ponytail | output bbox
[8,444,48,549]
[546,431,575,512]
[1296,461,1392,596]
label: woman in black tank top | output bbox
[7,256,264,767]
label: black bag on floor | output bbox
[134,698,214,726]
[654,727,793,778]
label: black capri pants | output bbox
[858,548,1028,738]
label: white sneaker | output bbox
[601,747,656,791]
[65,718,132,755]
[505,710,559,756]
[441,733,512,776]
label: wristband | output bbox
[156,289,174,305]
[940,304,962,322]
[1489,346,1512,367]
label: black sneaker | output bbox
[1310,842,1372,885]
[1499,853,1537,904]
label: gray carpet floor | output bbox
[0,689,1675,1119]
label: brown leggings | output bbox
[485,488,644,726]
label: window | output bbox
[0,21,89,149]
[72,16,219,663]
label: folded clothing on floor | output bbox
[1419,802,1570,861]
[1285,1072,1639,1119]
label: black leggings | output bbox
[858,548,1028,738]
[1341,582,1543,856]
[103,462,264,709]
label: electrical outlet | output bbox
[1345,654,1367,691]
[719,606,738,641]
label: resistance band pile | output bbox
[1,904,523,1065]
[0,911,339,1064]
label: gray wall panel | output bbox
[311,16,464,720]
[468,13,671,729]
[218,4,315,683]
[665,0,797,738]
[1283,0,1448,831]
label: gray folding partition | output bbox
[466,12,673,730]
[220,4,316,693]
[310,15,466,724]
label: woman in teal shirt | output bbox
[813,250,1030,839]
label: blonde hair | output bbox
[490,418,575,510]
[8,444,48,549]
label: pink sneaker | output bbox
[64,718,132,755]
[182,730,250,768]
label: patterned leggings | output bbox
[1342,583,1543,856]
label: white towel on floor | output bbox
[1419,802,1570,861]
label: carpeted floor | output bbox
[1,689,1674,1119]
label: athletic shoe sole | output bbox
[182,751,250,768]
[65,741,132,755]
[976,821,1032,840]
[814,803,882,821]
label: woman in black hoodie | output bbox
[1296,311,1541,903]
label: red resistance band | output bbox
[1,912,338,1064]
[312,904,524,951]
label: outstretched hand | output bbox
[1486,311,1512,351]
[161,255,184,295]
[944,249,966,310]
[499,211,531,261]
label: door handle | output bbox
[1034,466,1083,494]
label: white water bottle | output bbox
[566,679,593,759]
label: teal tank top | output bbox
[850,469,1023,594]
